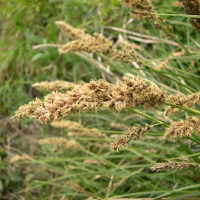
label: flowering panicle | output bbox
[12,76,167,124]
[110,124,151,152]
[55,21,91,40]
[121,0,173,37]
[83,159,105,165]
[173,1,184,7]
[151,157,199,172]
[59,33,137,64]
[164,92,200,115]
[68,128,106,138]
[110,122,129,130]
[11,98,45,121]
[51,120,82,130]
[118,39,137,61]
[51,120,106,138]
[38,137,83,149]
[10,153,33,163]
[178,0,200,34]
[33,81,75,93]
[164,116,200,139]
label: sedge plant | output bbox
[2,0,200,199]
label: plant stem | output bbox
[155,17,200,67]
[166,102,200,115]
[127,108,169,127]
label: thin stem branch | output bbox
[166,102,200,115]
[127,108,169,127]
[155,17,200,68]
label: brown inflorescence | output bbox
[55,21,91,40]
[83,159,105,165]
[121,0,174,37]
[68,128,106,138]
[110,122,129,130]
[173,1,184,7]
[38,137,84,149]
[164,92,200,115]
[51,120,106,138]
[59,33,137,64]
[110,124,151,152]
[151,157,199,172]
[164,116,200,139]
[12,76,167,124]
[51,120,82,130]
[33,81,75,93]
[10,153,33,163]
[178,0,200,34]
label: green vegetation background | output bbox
[1,0,200,199]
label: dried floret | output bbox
[164,116,200,139]
[12,76,167,124]
[33,81,75,93]
[110,124,151,152]
[151,157,199,172]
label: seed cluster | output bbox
[33,81,75,93]
[110,124,151,152]
[165,116,200,139]
[51,120,106,138]
[38,137,84,149]
[164,92,200,115]
[178,0,200,34]
[59,32,137,64]
[151,157,199,172]
[55,21,91,40]
[121,0,173,37]
[12,76,167,124]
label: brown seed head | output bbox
[151,156,199,172]
[12,76,167,124]
[32,81,75,93]
[178,0,200,34]
[164,116,200,139]
[110,124,151,152]
[55,21,91,40]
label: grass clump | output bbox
[1,0,200,199]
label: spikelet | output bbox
[110,122,129,130]
[151,157,199,172]
[12,75,167,124]
[83,159,105,165]
[110,124,151,152]
[38,137,84,149]
[164,92,200,115]
[59,33,137,64]
[178,0,200,34]
[11,98,45,121]
[164,116,200,139]
[173,1,184,7]
[121,0,174,37]
[55,21,91,40]
[33,81,75,93]
[68,128,106,138]
[10,153,33,163]
[51,120,82,130]
[51,120,106,138]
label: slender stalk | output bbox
[155,17,200,67]
[127,108,169,127]
[166,102,200,115]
